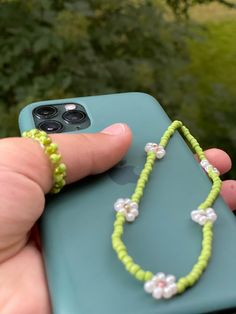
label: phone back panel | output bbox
[19,93,236,314]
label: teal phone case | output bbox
[19,93,236,314]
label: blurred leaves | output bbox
[177,20,236,175]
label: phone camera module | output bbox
[38,120,63,133]
[62,110,87,124]
[33,105,58,119]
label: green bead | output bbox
[204,236,213,243]
[50,154,61,164]
[51,187,60,194]
[115,226,123,233]
[112,238,120,246]
[114,220,124,228]
[202,244,212,252]
[54,174,64,183]
[116,244,126,253]
[118,250,127,260]
[177,277,188,291]
[59,179,65,187]
[135,269,145,281]
[55,163,66,173]
[141,172,148,180]
[198,260,207,269]
[186,274,197,286]
[177,281,186,293]
[122,256,133,264]
[135,187,143,194]
[144,271,153,281]
[202,240,212,248]
[194,263,204,272]
[147,151,155,157]
[40,136,51,145]
[144,165,152,172]
[131,196,139,203]
[31,129,39,135]
[192,269,202,278]
[129,264,140,275]
[112,231,121,238]
[111,236,119,243]
[116,212,125,219]
[203,228,213,235]
[135,190,143,198]
[125,261,134,272]
[199,252,210,261]
[137,181,145,189]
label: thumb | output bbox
[0,123,132,260]
[51,123,132,186]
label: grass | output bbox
[190,1,236,22]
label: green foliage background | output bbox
[0,0,235,178]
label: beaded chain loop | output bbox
[22,129,67,194]
[112,120,222,300]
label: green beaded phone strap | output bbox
[22,129,67,194]
[112,120,222,300]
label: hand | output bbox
[0,123,234,313]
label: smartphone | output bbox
[19,92,236,314]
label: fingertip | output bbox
[204,148,232,175]
[101,123,132,147]
[101,123,131,136]
[221,180,236,211]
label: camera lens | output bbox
[62,110,86,124]
[38,120,63,133]
[33,106,58,119]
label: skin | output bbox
[0,123,235,313]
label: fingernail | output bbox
[101,123,126,135]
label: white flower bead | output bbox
[206,165,213,172]
[144,281,155,293]
[169,283,177,294]
[199,215,207,225]
[165,275,176,285]
[113,198,139,222]
[163,287,172,299]
[156,146,166,159]
[145,143,158,153]
[114,201,124,212]
[145,143,166,160]
[213,167,220,175]
[152,287,163,299]
[191,207,217,225]
[144,273,177,300]
[191,210,200,220]
[200,158,219,176]
[126,212,135,222]
[130,207,139,217]
[155,272,165,281]
[206,208,217,222]
[200,159,209,168]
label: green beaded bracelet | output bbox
[112,120,222,300]
[22,129,67,194]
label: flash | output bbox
[64,103,77,111]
